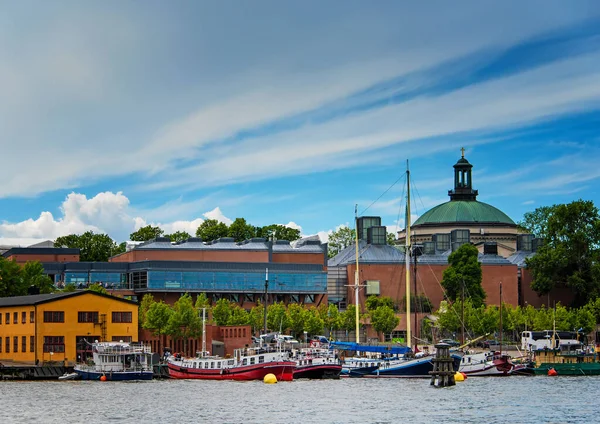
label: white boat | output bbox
[458,350,514,376]
[73,341,154,381]
[58,372,80,381]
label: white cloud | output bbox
[0,192,231,243]
[1,3,597,198]
[202,207,233,225]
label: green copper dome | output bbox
[413,200,516,226]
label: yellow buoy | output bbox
[454,372,465,382]
[263,373,277,384]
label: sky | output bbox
[1,1,600,246]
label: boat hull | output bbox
[74,369,154,381]
[533,363,600,376]
[167,361,295,381]
[294,364,342,379]
[366,355,461,378]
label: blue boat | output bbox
[74,341,154,381]
[332,342,461,378]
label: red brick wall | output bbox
[346,262,519,311]
[7,254,80,264]
[521,268,574,308]
[110,250,269,263]
[272,252,325,266]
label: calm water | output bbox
[0,376,597,423]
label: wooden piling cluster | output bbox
[429,343,456,387]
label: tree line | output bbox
[434,297,600,342]
[139,293,403,351]
[54,218,302,262]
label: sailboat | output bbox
[458,282,514,376]
[335,161,461,377]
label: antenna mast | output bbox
[405,160,412,349]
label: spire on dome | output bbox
[448,149,478,201]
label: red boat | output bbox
[167,347,295,381]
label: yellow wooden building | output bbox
[0,291,138,365]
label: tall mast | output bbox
[405,160,412,349]
[354,204,361,344]
[201,307,206,357]
[263,268,269,335]
[499,282,503,354]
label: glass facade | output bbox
[62,272,128,289]
[140,270,327,293]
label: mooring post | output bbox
[429,343,456,387]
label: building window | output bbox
[14,336,18,353]
[43,311,65,323]
[0,337,2,353]
[5,337,9,353]
[22,336,26,352]
[22,311,26,324]
[43,336,65,353]
[13,312,18,324]
[78,312,99,323]
[30,336,35,353]
[112,312,132,323]
[111,336,132,342]
[5,312,9,324]
[30,311,35,323]
[0,313,2,324]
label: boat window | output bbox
[250,358,255,365]
[259,356,264,364]
[204,362,208,369]
[211,362,214,369]
[243,359,247,365]
[193,362,197,368]
[217,362,221,368]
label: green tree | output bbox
[113,242,127,256]
[249,302,265,335]
[365,295,395,313]
[256,224,301,242]
[323,304,341,334]
[228,305,249,326]
[139,293,154,325]
[167,293,202,353]
[212,298,233,326]
[518,205,553,239]
[144,300,173,354]
[87,283,108,295]
[339,305,360,340]
[195,293,211,315]
[21,261,54,294]
[387,232,397,246]
[228,218,256,242]
[0,256,26,297]
[196,219,229,242]
[267,302,289,333]
[287,303,308,337]
[441,243,485,307]
[370,305,400,337]
[130,225,164,241]
[327,226,356,258]
[61,283,77,292]
[305,307,325,336]
[165,231,191,243]
[524,200,600,306]
[55,231,120,262]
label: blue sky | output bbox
[1,1,600,245]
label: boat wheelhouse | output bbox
[74,341,154,381]
[167,346,295,381]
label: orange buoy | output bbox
[547,368,558,377]
[460,372,468,380]
[100,375,107,381]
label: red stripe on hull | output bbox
[168,361,295,381]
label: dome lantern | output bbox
[448,147,478,201]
